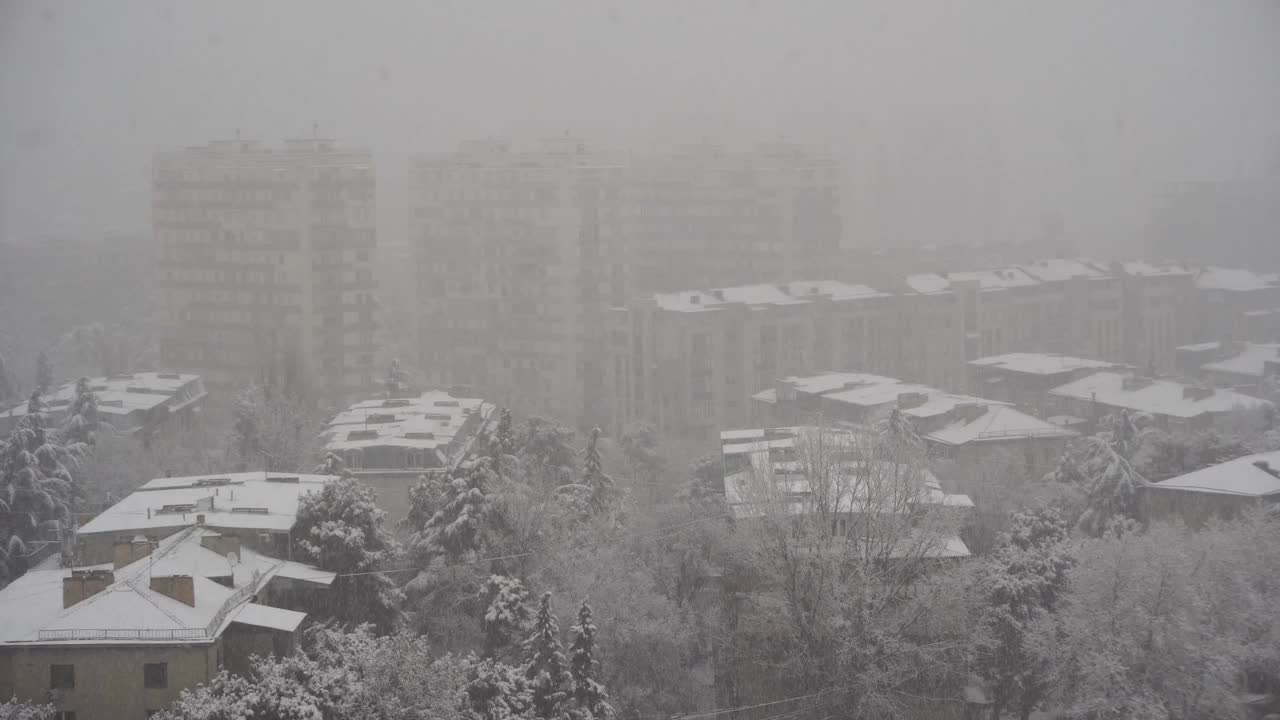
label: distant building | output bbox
[1198,341,1280,391]
[1140,450,1280,526]
[320,389,496,521]
[719,426,973,559]
[606,281,896,443]
[409,139,841,428]
[1047,371,1272,432]
[1188,267,1280,347]
[0,525,332,719]
[1145,176,1280,270]
[74,472,336,566]
[753,371,1076,477]
[153,138,381,402]
[0,372,206,437]
[968,353,1129,414]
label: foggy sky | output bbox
[2,0,1278,254]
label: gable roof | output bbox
[1048,372,1272,419]
[1148,450,1280,498]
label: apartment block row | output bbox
[607,261,1280,442]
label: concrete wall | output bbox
[0,642,219,720]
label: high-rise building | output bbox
[409,138,841,428]
[153,138,381,401]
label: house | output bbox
[0,372,207,437]
[1139,450,1280,526]
[719,426,973,559]
[321,389,496,522]
[0,525,334,719]
[1200,342,1280,392]
[753,372,1077,478]
[1047,371,1273,432]
[968,352,1129,413]
[74,472,336,566]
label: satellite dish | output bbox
[225,552,239,567]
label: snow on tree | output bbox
[60,377,100,448]
[34,351,52,396]
[0,698,56,720]
[680,453,724,501]
[293,476,404,633]
[459,655,533,720]
[404,472,447,534]
[481,574,533,659]
[493,408,517,457]
[568,599,613,720]
[384,357,409,397]
[314,451,348,478]
[0,351,17,407]
[523,592,573,720]
[518,417,577,489]
[229,383,321,473]
[1074,434,1145,538]
[1132,429,1249,482]
[578,428,616,512]
[1,404,82,583]
[415,458,496,561]
[619,422,664,490]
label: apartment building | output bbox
[1188,267,1280,346]
[1119,261,1195,372]
[0,372,206,437]
[0,525,332,720]
[409,139,841,428]
[153,137,380,402]
[74,471,336,566]
[606,281,895,442]
[1179,341,1280,391]
[967,353,1129,414]
[1046,371,1272,432]
[321,389,496,522]
[1140,449,1280,527]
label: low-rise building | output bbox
[752,371,1077,476]
[719,426,973,559]
[1189,267,1280,346]
[0,525,333,719]
[321,390,496,522]
[74,472,336,566]
[0,372,207,437]
[1047,371,1273,432]
[1200,342,1280,391]
[967,353,1129,413]
[1140,450,1280,526]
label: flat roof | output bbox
[970,352,1124,376]
[1202,343,1280,379]
[1048,372,1272,419]
[323,390,494,453]
[1194,266,1280,292]
[0,372,204,422]
[1148,450,1280,498]
[653,280,888,313]
[77,472,336,536]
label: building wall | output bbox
[153,138,380,403]
[0,642,219,720]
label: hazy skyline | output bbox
[2,0,1278,253]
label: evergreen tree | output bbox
[293,476,404,633]
[385,357,409,397]
[568,599,613,719]
[0,409,81,584]
[0,351,16,407]
[524,592,572,720]
[34,351,52,397]
[314,451,347,477]
[518,417,576,489]
[494,409,516,457]
[1075,434,1145,538]
[404,472,447,533]
[415,458,494,560]
[580,428,616,512]
[619,422,664,488]
[459,655,532,720]
[61,377,100,447]
[481,574,533,659]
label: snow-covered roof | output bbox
[969,352,1123,377]
[0,371,205,424]
[1147,450,1280,498]
[1202,343,1280,379]
[1017,258,1111,283]
[926,405,1077,446]
[1194,266,1280,292]
[652,280,888,312]
[0,527,320,645]
[77,472,336,536]
[232,602,307,632]
[1048,372,1273,419]
[903,273,953,295]
[1177,341,1222,353]
[322,390,494,454]
[1121,260,1192,278]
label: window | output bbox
[144,663,168,689]
[53,713,75,720]
[50,664,75,690]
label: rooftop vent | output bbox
[433,400,460,408]
[194,478,232,487]
[157,373,182,380]
[1121,376,1155,392]
[365,413,397,424]
[405,431,436,440]
[1182,385,1214,401]
[711,289,725,301]
[231,507,269,515]
[157,503,197,514]
[1254,460,1280,479]
[424,412,453,421]
[266,476,299,483]
[382,399,411,408]
[347,429,378,441]
[689,294,701,305]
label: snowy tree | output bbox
[414,459,496,561]
[0,351,16,407]
[975,509,1075,720]
[679,453,724,501]
[1132,429,1249,482]
[384,357,409,397]
[523,592,573,719]
[579,428,617,512]
[314,451,347,477]
[229,383,321,472]
[459,655,532,720]
[0,699,55,720]
[518,417,576,489]
[404,472,447,533]
[60,377,100,448]
[1073,434,1146,538]
[568,599,613,720]
[33,351,52,396]
[1,406,82,582]
[619,422,664,492]
[493,408,517,457]
[482,574,533,659]
[293,476,404,633]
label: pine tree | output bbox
[416,459,494,560]
[581,428,616,512]
[61,377,100,448]
[459,655,532,720]
[524,592,573,720]
[0,409,81,584]
[568,599,613,719]
[314,451,348,477]
[494,409,516,457]
[385,358,408,397]
[482,574,533,659]
[1075,435,1145,538]
[293,476,404,632]
[0,351,16,407]
[34,352,53,397]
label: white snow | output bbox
[78,472,335,536]
[0,371,205,425]
[1193,266,1280,292]
[322,390,494,453]
[1177,341,1222,352]
[1048,371,1273,419]
[1121,260,1192,277]
[969,352,1123,376]
[904,273,952,294]
[927,405,1077,446]
[232,602,307,632]
[1017,258,1110,283]
[1202,342,1280,379]
[653,280,887,312]
[1150,450,1280,497]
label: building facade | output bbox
[153,138,380,402]
[409,139,841,428]
[0,372,206,437]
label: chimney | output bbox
[689,294,701,305]
[1182,385,1214,401]
[953,402,988,423]
[201,533,241,559]
[150,575,196,607]
[63,569,115,608]
[711,289,725,301]
[113,536,155,569]
[897,392,928,410]
[1121,375,1154,392]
